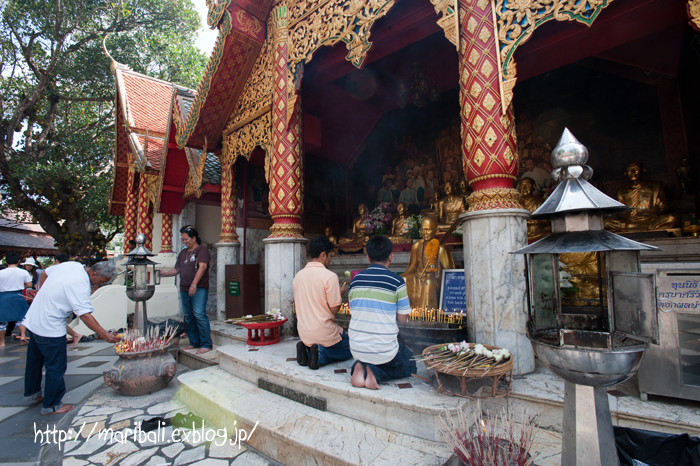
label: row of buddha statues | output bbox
[520,160,681,240]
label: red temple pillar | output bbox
[268,2,304,239]
[459,0,521,210]
[123,168,138,252]
[137,174,154,252]
[159,213,173,253]
[219,159,240,244]
[457,0,533,375]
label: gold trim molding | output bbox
[467,187,522,211]
[431,0,459,49]
[690,0,700,32]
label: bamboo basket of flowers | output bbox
[417,342,513,399]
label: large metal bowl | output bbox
[125,285,155,302]
[532,340,647,387]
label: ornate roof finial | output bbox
[103,35,132,74]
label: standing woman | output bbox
[0,252,33,347]
[161,228,212,354]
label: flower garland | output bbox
[424,238,440,272]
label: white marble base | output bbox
[263,237,307,336]
[460,209,535,375]
[215,242,240,322]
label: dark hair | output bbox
[366,236,393,263]
[55,253,69,263]
[179,225,194,234]
[183,227,202,245]
[308,236,335,259]
[5,252,20,265]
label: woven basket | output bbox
[422,343,514,378]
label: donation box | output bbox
[225,264,261,319]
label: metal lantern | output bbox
[125,233,160,334]
[513,129,660,466]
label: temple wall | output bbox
[237,226,270,314]
[195,205,222,245]
[152,213,163,253]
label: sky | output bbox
[193,0,219,57]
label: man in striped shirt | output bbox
[348,236,416,390]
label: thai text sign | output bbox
[657,270,700,312]
[228,280,240,297]
[440,269,466,311]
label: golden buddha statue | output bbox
[324,227,339,253]
[604,161,680,233]
[677,158,693,196]
[391,202,410,237]
[559,252,606,308]
[402,217,455,308]
[340,203,370,244]
[437,182,467,233]
[458,179,471,208]
[518,177,551,241]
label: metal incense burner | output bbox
[513,129,660,466]
[125,233,160,334]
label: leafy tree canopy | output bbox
[0,0,207,257]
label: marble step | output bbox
[210,321,250,347]
[177,366,453,466]
[215,339,473,442]
[177,347,220,370]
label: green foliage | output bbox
[0,0,207,256]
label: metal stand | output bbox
[134,301,149,335]
[561,381,617,466]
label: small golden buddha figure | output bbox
[559,252,606,308]
[402,217,455,308]
[604,161,680,233]
[518,177,551,241]
[428,192,440,216]
[438,182,467,233]
[458,179,471,208]
[386,202,411,244]
[325,227,339,253]
[340,203,370,244]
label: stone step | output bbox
[177,366,453,466]
[215,339,472,442]
[210,321,248,347]
[177,347,220,370]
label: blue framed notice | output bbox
[439,269,466,311]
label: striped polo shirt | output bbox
[348,264,411,365]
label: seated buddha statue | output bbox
[387,202,411,244]
[437,182,467,233]
[603,161,680,233]
[401,217,455,309]
[458,179,471,209]
[518,177,551,241]
[340,203,370,245]
[324,227,339,253]
[559,252,606,308]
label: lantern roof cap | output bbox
[125,233,155,257]
[531,128,631,219]
[512,229,658,254]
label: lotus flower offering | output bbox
[416,341,511,375]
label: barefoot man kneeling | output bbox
[348,236,416,389]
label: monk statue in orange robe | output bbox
[401,217,455,309]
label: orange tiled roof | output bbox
[133,135,165,171]
[119,71,173,137]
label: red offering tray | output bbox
[239,317,288,346]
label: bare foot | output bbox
[364,367,380,390]
[351,362,365,388]
[0,343,5,348]
[70,335,83,348]
[20,339,28,346]
[196,348,212,354]
[42,404,75,415]
[182,345,195,350]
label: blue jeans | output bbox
[351,340,416,385]
[24,330,68,414]
[180,288,212,349]
[312,330,352,366]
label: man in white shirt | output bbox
[398,178,419,211]
[0,252,32,347]
[23,261,120,415]
[521,157,551,194]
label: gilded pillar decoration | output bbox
[268,2,304,239]
[123,168,138,252]
[220,158,240,243]
[160,213,174,253]
[690,0,700,32]
[460,0,521,211]
[137,174,154,251]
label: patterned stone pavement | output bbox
[0,334,279,466]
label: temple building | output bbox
[108,0,700,379]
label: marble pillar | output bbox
[216,243,240,322]
[461,209,535,375]
[263,237,307,336]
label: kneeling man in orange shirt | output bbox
[293,236,352,370]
